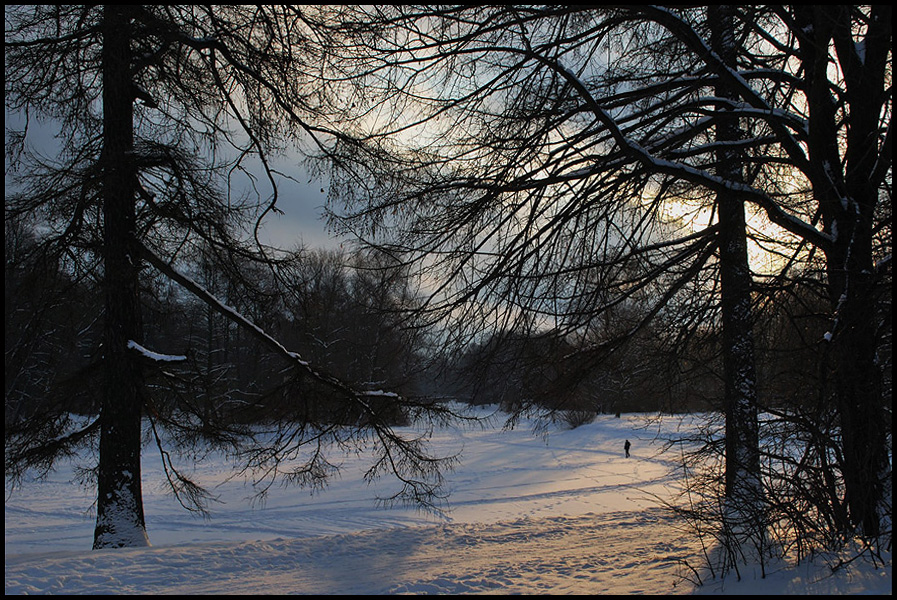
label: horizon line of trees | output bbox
[8,208,858,423]
[5,221,430,423]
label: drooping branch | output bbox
[137,238,458,510]
[136,240,384,405]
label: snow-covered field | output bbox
[5,406,891,594]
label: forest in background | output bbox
[7,212,873,423]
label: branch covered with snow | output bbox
[136,241,408,413]
[127,340,186,363]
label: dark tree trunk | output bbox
[709,5,762,505]
[827,223,886,539]
[830,5,890,540]
[795,4,890,539]
[93,5,149,549]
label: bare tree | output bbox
[313,3,759,519]
[709,4,763,555]
[5,5,456,549]
[307,5,890,541]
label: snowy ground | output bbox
[5,406,891,594]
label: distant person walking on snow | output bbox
[624,439,631,458]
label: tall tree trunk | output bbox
[795,4,889,539]
[93,5,149,549]
[710,5,762,513]
[827,219,886,539]
[828,5,889,540]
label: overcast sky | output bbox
[254,172,340,250]
[5,110,341,250]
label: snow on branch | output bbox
[634,6,811,166]
[135,241,385,406]
[127,340,187,363]
[136,242,455,512]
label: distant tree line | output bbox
[6,221,425,430]
[440,261,870,421]
[9,207,868,434]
